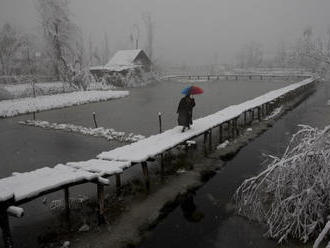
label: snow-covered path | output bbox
[0,90,129,118]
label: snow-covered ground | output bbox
[0,90,129,118]
[19,120,145,143]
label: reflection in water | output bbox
[181,191,204,223]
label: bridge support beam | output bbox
[0,204,13,248]
[209,129,212,151]
[64,187,70,222]
[97,183,106,224]
[116,174,122,195]
[219,124,223,143]
[141,162,150,191]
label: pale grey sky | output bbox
[1,0,330,65]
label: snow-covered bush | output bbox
[0,84,11,100]
[70,68,95,91]
[234,125,330,243]
[98,68,158,88]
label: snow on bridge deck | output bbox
[0,165,98,204]
[97,77,315,163]
[67,159,130,176]
[0,160,131,204]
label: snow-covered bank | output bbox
[1,81,116,100]
[19,120,145,143]
[0,90,129,118]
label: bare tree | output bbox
[130,24,140,49]
[0,23,23,75]
[291,27,330,75]
[102,32,110,64]
[37,0,83,81]
[142,12,154,61]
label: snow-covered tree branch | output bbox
[235,125,330,243]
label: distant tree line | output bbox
[236,27,330,76]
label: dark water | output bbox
[0,79,295,247]
[138,81,330,248]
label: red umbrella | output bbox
[181,86,204,95]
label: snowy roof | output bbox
[106,49,143,67]
[90,49,148,72]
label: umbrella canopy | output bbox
[181,86,204,95]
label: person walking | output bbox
[177,93,195,132]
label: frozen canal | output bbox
[0,79,294,247]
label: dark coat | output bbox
[177,95,195,127]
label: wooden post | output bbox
[207,75,210,80]
[64,187,70,221]
[0,205,13,248]
[33,112,36,120]
[141,162,150,191]
[208,129,212,151]
[235,118,239,136]
[244,111,247,126]
[203,132,208,156]
[258,107,261,121]
[252,109,255,120]
[93,112,98,128]
[231,119,235,139]
[160,154,165,179]
[115,174,121,195]
[97,183,105,224]
[227,121,231,139]
[235,76,238,80]
[158,112,162,133]
[219,124,223,143]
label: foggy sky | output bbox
[1,0,330,66]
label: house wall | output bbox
[134,52,152,72]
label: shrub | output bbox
[234,125,330,243]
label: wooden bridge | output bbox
[0,77,318,247]
[161,73,312,81]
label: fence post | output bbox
[158,112,162,133]
[93,112,98,128]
